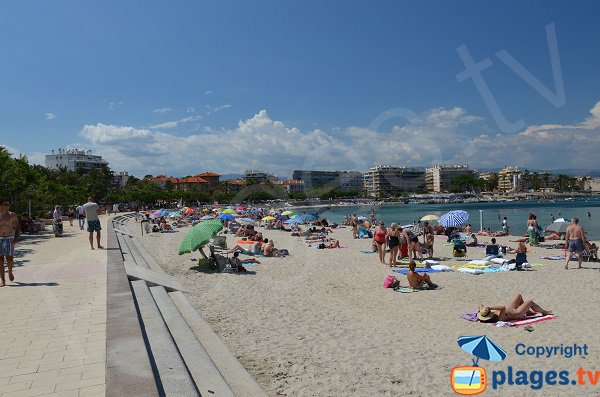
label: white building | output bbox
[425,164,474,193]
[111,172,130,188]
[363,165,426,197]
[584,178,600,192]
[45,148,108,172]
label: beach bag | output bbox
[318,243,326,249]
[383,275,399,289]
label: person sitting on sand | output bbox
[465,234,478,247]
[477,294,552,323]
[585,241,598,260]
[228,252,260,272]
[485,238,500,256]
[509,242,528,270]
[159,219,172,231]
[407,260,438,289]
[235,224,246,237]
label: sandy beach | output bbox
[130,219,600,396]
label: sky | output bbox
[1,1,600,178]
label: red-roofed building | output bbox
[145,175,209,191]
[194,172,221,188]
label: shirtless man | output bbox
[0,198,21,287]
[565,217,586,270]
[83,197,103,250]
[407,260,438,289]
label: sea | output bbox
[318,197,600,239]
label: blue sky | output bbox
[2,1,600,177]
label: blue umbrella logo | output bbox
[458,335,507,365]
[457,335,507,388]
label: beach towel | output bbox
[393,268,442,275]
[467,259,492,266]
[430,264,454,272]
[458,268,484,275]
[490,258,508,265]
[360,250,377,254]
[236,240,255,245]
[460,310,557,327]
[540,255,566,260]
[394,285,439,293]
[482,266,502,273]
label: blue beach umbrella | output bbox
[251,209,261,214]
[439,210,469,228]
[458,335,507,365]
[285,218,303,224]
[200,215,214,220]
[301,214,317,222]
[218,213,236,221]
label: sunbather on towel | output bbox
[477,294,552,323]
[407,260,438,289]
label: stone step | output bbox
[169,291,268,397]
[130,280,199,397]
[125,263,186,292]
[150,286,235,397]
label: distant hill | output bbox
[547,169,600,177]
[220,174,244,181]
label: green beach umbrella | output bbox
[281,210,294,216]
[178,219,224,255]
[221,208,236,214]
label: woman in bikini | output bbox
[477,294,552,323]
[527,213,539,246]
[373,221,387,264]
[386,223,400,267]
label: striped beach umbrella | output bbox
[439,210,469,228]
[458,335,507,363]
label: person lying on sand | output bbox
[327,239,340,248]
[545,231,561,240]
[477,294,552,323]
[407,260,438,289]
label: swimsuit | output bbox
[375,231,386,244]
[388,235,399,249]
[568,239,584,253]
[87,220,102,233]
[0,236,15,257]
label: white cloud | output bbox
[106,101,123,111]
[205,104,232,115]
[45,112,57,120]
[77,101,600,177]
[149,116,198,129]
[204,90,213,95]
[152,107,172,114]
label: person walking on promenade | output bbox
[83,197,103,250]
[565,217,587,270]
[0,198,21,287]
[76,203,85,230]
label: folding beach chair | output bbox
[452,240,467,259]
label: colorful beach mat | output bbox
[394,285,440,293]
[461,310,557,327]
[393,268,442,275]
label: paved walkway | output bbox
[0,217,108,397]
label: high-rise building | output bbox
[425,165,475,193]
[498,166,521,191]
[363,166,426,197]
[244,170,277,183]
[45,148,108,172]
[292,170,363,192]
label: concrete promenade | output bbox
[0,217,107,397]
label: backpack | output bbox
[383,275,399,288]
